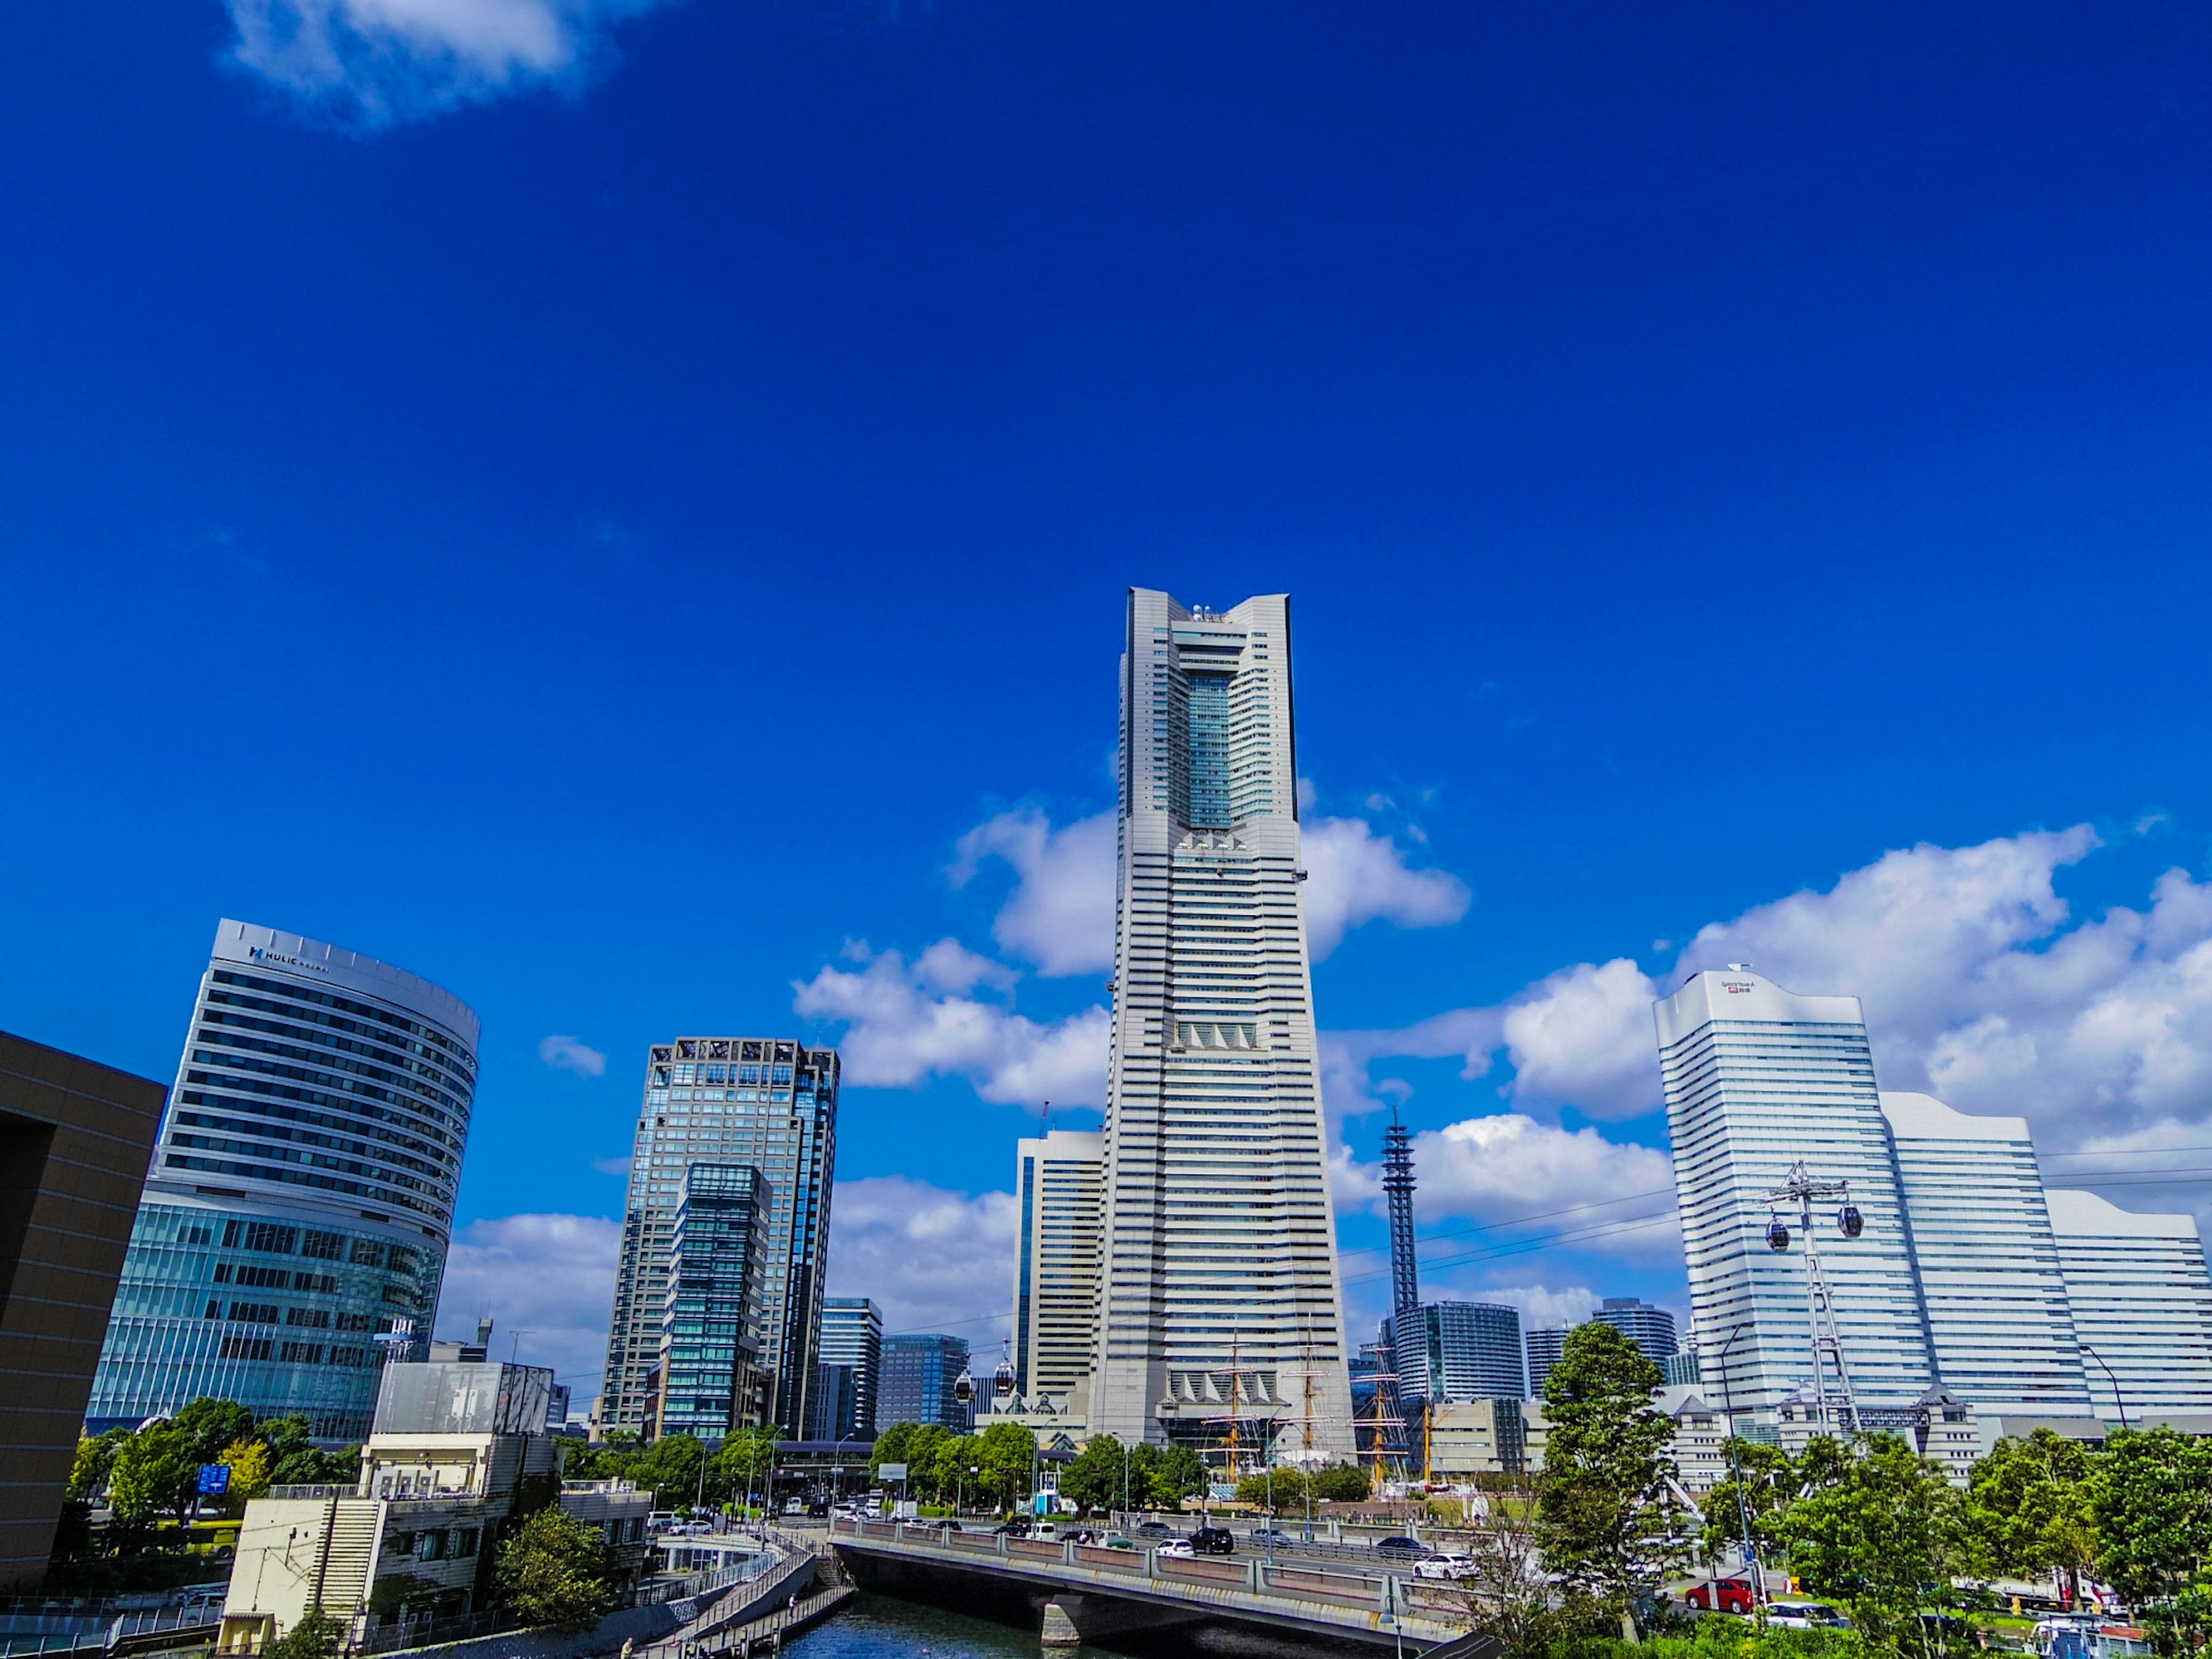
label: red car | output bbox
[1685,1578,1758,1616]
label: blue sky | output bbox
[8,1,2212,1392]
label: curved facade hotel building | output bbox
[88,922,479,1441]
[1088,589,1356,1457]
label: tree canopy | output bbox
[493,1507,615,1633]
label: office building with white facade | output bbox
[1878,1092,2092,1415]
[89,922,479,1441]
[1658,968,2212,1432]
[1657,969,1941,1419]
[813,1296,882,1440]
[1088,589,1355,1457]
[1013,1129,1103,1406]
[1592,1297,1678,1366]
[1524,1327,1567,1397]
[2047,1188,2212,1421]
[601,1037,839,1440]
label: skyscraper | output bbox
[1592,1298,1679,1366]
[1384,1302,1525,1403]
[89,922,479,1441]
[814,1297,882,1440]
[656,1163,771,1443]
[1089,589,1355,1457]
[1878,1092,2091,1415]
[1656,969,1936,1418]
[601,1037,839,1440]
[878,1334,972,1433]
[1013,1129,1103,1404]
[1657,968,2212,1428]
[1524,1328,1567,1397]
[2046,1189,2212,1420]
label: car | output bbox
[1685,1577,1758,1616]
[1189,1527,1236,1556]
[1032,1522,1059,1541]
[1415,1552,1478,1582]
[1768,1604,1851,1630]
[991,1519,1032,1537]
[1249,1528,1294,1547]
[1373,1536,1433,1560]
[1100,1533,1136,1551]
[1135,1520,1175,1537]
[1156,1539,1196,1559]
[781,1499,803,1516]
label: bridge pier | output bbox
[1040,1601,1081,1648]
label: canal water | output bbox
[789,1590,1381,1658]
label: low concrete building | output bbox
[1423,1399,1528,1478]
[1654,1387,1728,1494]
[218,1362,652,1651]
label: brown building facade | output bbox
[0,1031,166,1588]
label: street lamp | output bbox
[2080,1344,2130,1431]
[1706,1322,1765,1607]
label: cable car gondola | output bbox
[953,1368,975,1405]
[1836,1203,1864,1239]
[1766,1214,1791,1252]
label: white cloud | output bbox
[589,1154,632,1176]
[1334,824,2212,1156]
[225,0,668,127]
[539,1034,607,1078]
[793,941,1109,1107]
[824,1176,1017,1344]
[952,809,1117,976]
[1471,1283,1604,1333]
[1300,816,1471,960]
[435,1212,620,1396]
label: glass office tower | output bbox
[602,1037,839,1439]
[1090,589,1355,1457]
[88,921,479,1441]
[1384,1302,1525,1404]
[656,1164,770,1442]
[877,1334,972,1433]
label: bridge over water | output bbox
[824,1517,1490,1653]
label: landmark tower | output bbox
[1087,589,1355,1457]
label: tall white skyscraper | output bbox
[1088,589,1355,1457]
[1878,1092,2091,1415]
[1013,1129,1104,1405]
[1660,969,2212,1429]
[1657,969,1936,1416]
[2047,1189,2212,1421]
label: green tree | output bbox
[69,1429,131,1502]
[264,1607,343,1659]
[1777,1431,1971,1655]
[214,1438,272,1517]
[1236,1467,1310,1513]
[171,1397,256,1468]
[929,1435,984,1509]
[1534,1320,1677,1641]
[974,1422,1039,1513]
[1146,1445,1210,1507]
[257,1416,357,1486]
[1309,1463,1371,1502]
[624,1434,717,1509]
[493,1507,614,1633]
[2093,1427,2212,1653]
[1456,1474,1575,1659]
[1700,1438,1798,1566]
[714,1430,779,1506]
[108,1422,199,1537]
[1056,1434,1138,1514]
[1969,1429,2099,1607]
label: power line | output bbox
[1335,1186,1678,1259]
